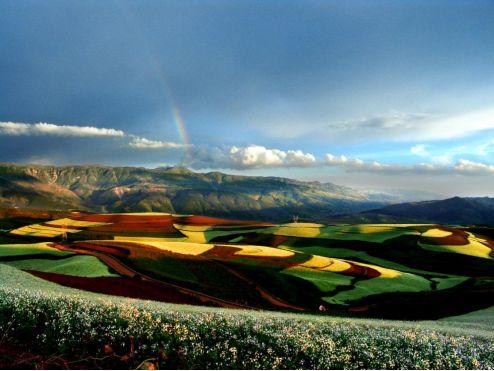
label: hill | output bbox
[4,212,494,319]
[338,197,494,225]
[1,263,493,369]
[0,163,432,222]
[1,212,494,368]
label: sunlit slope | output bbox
[3,213,494,318]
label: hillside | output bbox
[0,163,412,221]
[1,263,492,369]
[1,212,494,368]
[4,212,494,318]
[338,197,494,225]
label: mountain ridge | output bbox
[0,163,432,221]
[332,196,494,225]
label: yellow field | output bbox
[421,228,453,238]
[299,255,350,272]
[114,236,187,243]
[173,224,267,243]
[10,224,81,238]
[105,239,214,256]
[108,238,296,258]
[419,232,493,259]
[231,244,295,258]
[355,261,402,278]
[266,224,421,242]
[45,218,110,228]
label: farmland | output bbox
[1,211,494,368]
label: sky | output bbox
[1,0,494,196]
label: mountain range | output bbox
[0,163,493,224]
[0,163,440,222]
[336,196,494,225]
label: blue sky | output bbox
[1,0,494,195]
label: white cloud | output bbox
[328,107,494,142]
[0,121,125,137]
[185,143,494,176]
[454,159,494,175]
[410,144,429,156]
[229,145,286,167]
[128,137,187,149]
[0,121,189,152]
[285,150,316,166]
[323,153,494,176]
[228,145,316,169]
[188,145,316,170]
[325,153,396,173]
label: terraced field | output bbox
[2,212,494,319]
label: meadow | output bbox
[1,265,493,369]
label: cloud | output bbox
[328,107,494,142]
[410,144,429,156]
[324,153,403,173]
[454,159,494,175]
[0,121,187,151]
[336,111,432,132]
[128,137,187,149]
[188,145,316,170]
[285,150,317,166]
[0,121,125,137]
[228,145,316,169]
[185,142,494,177]
[324,153,494,176]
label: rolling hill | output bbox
[3,212,494,318]
[2,211,493,368]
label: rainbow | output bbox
[162,83,191,163]
[116,3,192,163]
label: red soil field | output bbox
[342,262,381,278]
[69,213,271,227]
[419,227,470,246]
[25,270,207,306]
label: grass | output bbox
[0,242,72,257]
[0,264,493,369]
[3,255,119,277]
[0,243,118,277]
[265,224,423,243]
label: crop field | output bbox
[4,212,494,317]
[1,211,494,368]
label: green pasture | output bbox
[0,242,118,277]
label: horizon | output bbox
[1,0,494,196]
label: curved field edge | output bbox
[0,265,492,369]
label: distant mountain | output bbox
[335,196,494,225]
[0,163,419,222]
